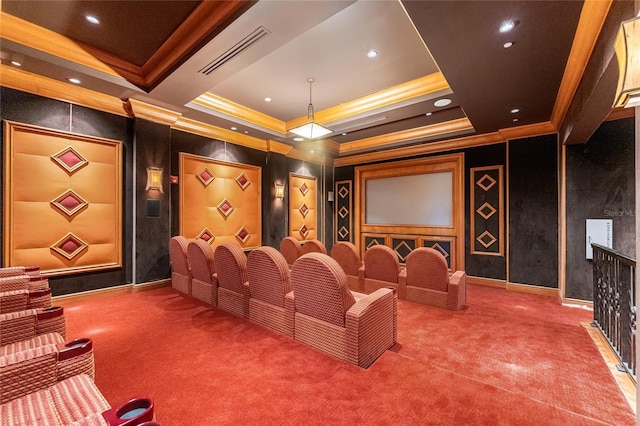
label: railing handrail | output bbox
[591,243,636,265]
[591,243,636,381]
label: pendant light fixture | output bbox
[289,78,332,140]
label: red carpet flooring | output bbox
[61,284,636,425]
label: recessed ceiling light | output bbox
[10,60,22,67]
[513,118,519,122]
[503,42,514,49]
[293,137,304,142]
[434,98,451,107]
[86,15,100,25]
[68,78,81,84]
[310,150,315,154]
[231,127,237,131]
[341,133,347,136]
[244,131,249,134]
[511,108,520,114]
[425,112,432,116]
[367,50,378,58]
[500,20,517,33]
[264,97,271,102]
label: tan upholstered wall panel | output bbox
[288,173,317,241]
[4,121,122,275]
[179,153,261,249]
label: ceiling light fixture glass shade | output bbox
[289,78,332,140]
[614,17,640,108]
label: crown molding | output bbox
[334,132,505,167]
[0,65,127,117]
[0,12,119,77]
[339,117,473,155]
[193,92,287,134]
[498,121,556,141]
[286,72,450,130]
[550,0,612,129]
[172,116,268,152]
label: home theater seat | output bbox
[279,236,302,267]
[362,245,405,296]
[401,248,467,311]
[0,338,95,403]
[187,239,217,306]
[0,307,66,346]
[290,252,397,368]
[330,242,365,293]
[169,236,192,295]
[214,243,250,318]
[246,246,294,337]
[1,374,156,426]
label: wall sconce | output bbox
[614,17,640,108]
[327,191,334,202]
[146,167,164,193]
[274,183,285,199]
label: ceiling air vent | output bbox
[199,26,271,76]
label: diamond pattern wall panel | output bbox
[179,153,262,250]
[289,173,317,242]
[471,166,503,256]
[421,237,454,270]
[5,122,122,274]
[335,181,352,243]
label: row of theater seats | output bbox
[0,266,158,426]
[170,236,397,368]
[283,239,467,311]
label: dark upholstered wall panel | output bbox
[508,134,559,288]
[264,152,287,248]
[566,118,635,300]
[464,144,507,280]
[1,88,134,296]
[135,119,171,283]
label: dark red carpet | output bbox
[61,285,635,425]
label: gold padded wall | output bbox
[3,121,123,275]
[179,153,262,249]
[288,173,317,241]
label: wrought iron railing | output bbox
[592,243,636,380]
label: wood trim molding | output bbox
[52,279,171,306]
[470,276,563,300]
[1,65,128,117]
[339,117,474,155]
[334,132,505,167]
[562,298,594,308]
[466,276,507,288]
[506,282,561,299]
[498,121,556,141]
[127,99,182,125]
[286,72,450,129]
[550,0,613,129]
[0,12,119,77]
[583,323,636,412]
[267,140,293,156]
[606,107,635,121]
[192,92,287,134]
[172,116,269,152]
[141,1,251,89]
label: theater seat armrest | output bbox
[345,288,395,368]
[449,270,466,288]
[397,269,407,299]
[346,288,393,319]
[448,270,467,309]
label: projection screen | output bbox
[365,172,453,226]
